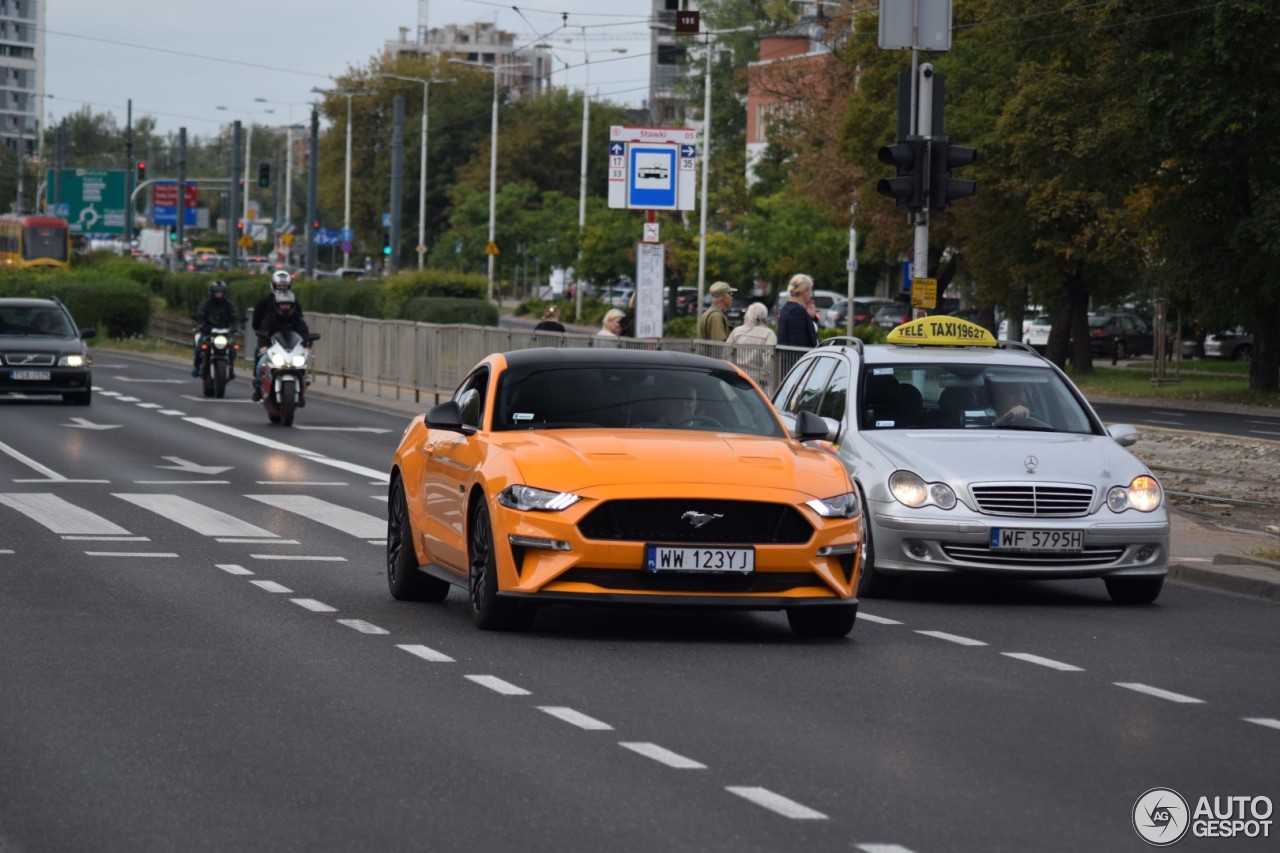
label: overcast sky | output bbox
[43,0,658,138]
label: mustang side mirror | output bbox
[427,400,475,435]
[793,409,832,442]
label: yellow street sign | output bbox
[238,234,254,248]
[911,277,938,309]
[485,241,500,256]
[281,234,294,246]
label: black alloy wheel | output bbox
[468,501,533,631]
[387,477,449,602]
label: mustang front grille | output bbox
[970,483,1095,517]
[578,499,813,544]
[941,542,1124,567]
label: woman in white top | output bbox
[727,302,777,389]
[597,308,625,338]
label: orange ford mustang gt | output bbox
[387,348,863,637]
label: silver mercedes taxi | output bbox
[772,316,1169,604]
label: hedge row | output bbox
[0,269,152,337]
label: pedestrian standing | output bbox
[777,274,817,348]
[698,281,736,342]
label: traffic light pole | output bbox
[913,64,934,295]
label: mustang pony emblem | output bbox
[681,511,724,529]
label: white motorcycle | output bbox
[256,330,320,426]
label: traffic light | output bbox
[382,232,391,256]
[929,138,977,212]
[258,162,271,188]
[876,137,925,212]
[136,161,147,182]
[168,226,177,242]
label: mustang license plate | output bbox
[990,528,1083,553]
[10,370,51,381]
[645,545,754,574]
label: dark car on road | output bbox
[1087,313,1153,359]
[0,297,95,404]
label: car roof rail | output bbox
[818,336,864,355]
[997,339,1045,358]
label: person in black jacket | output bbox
[533,304,565,332]
[192,280,241,378]
[252,290,310,401]
[252,269,303,337]
[776,273,817,349]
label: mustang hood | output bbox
[490,429,846,497]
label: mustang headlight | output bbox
[1107,475,1162,512]
[888,470,957,509]
[806,492,860,518]
[498,484,581,512]
[57,354,85,367]
[290,352,308,368]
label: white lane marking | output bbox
[397,644,455,663]
[1002,652,1084,672]
[83,551,178,558]
[62,535,150,541]
[249,555,347,562]
[115,396,141,402]
[857,612,903,625]
[0,493,130,535]
[857,845,920,853]
[113,377,185,383]
[1149,411,1186,417]
[136,402,163,409]
[293,426,393,433]
[1145,420,1185,426]
[466,675,530,696]
[64,418,122,431]
[159,410,186,416]
[131,480,230,485]
[246,494,384,539]
[255,481,347,486]
[0,442,69,480]
[916,630,988,646]
[366,539,385,545]
[217,563,254,575]
[183,417,389,483]
[1244,718,1280,731]
[725,787,827,820]
[1115,682,1205,704]
[98,390,121,396]
[291,598,336,612]
[114,493,277,538]
[538,706,613,731]
[1249,430,1280,437]
[13,479,109,484]
[217,538,300,544]
[336,619,389,635]
[251,580,293,593]
[0,549,12,554]
[618,742,706,769]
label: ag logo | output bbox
[1133,787,1190,845]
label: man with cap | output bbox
[697,281,736,342]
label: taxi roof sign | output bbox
[886,315,997,347]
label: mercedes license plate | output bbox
[990,528,1083,553]
[645,544,754,574]
[10,370,51,381]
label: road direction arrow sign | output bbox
[63,418,122,430]
[156,456,233,475]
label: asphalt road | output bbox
[1092,400,1280,441]
[1,353,1277,853]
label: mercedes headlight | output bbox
[498,484,581,512]
[1107,475,1162,512]
[57,354,84,367]
[806,492,860,518]
[888,470,957,509]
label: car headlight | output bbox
[806,492,860,518]
[269,352,287,367]
[1107,475,1162,512]
[290,353,307,368]
[888,470,957,509]
[497,484,581,512]
[212,334,229,348]
[57,354,84,367]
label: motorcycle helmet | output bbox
[274,290,297,313]
[271,270,293,292]
[209,279,228,296]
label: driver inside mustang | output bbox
[648,378,700,428]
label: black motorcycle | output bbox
[197,326,239,399]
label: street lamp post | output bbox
[381,74,456,271]
[448,57,531,303]
[312,87,370,270]
[217,105,274,260]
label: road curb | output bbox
[1169,560,1280,602]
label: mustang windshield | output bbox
[495,365,785,437]
[860,363,1097,435]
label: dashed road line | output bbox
[336,619,389,635]
[857,845,920,853]
[83,551,178,558]
[1002,652,1084,672]
[466,675,530,696]
[291,598,336,612]
[250,580,293,593]
[218,538,300,544]
[916,630,988,646]
[726,786,827,820]
[249,554,347,562]
[1115,682,1205,704]
[63,535,150,541]
[618,742,706,769]
[216,563,254,575]
[857,612,903,625]
[1244,718,1280,731]
[397,644,455,663]
[538,706,613,731]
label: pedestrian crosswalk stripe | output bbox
[114,493,277,538]
[0,493,131,535]
[246,494,384,539]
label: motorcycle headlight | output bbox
[888,470,957,509]
[58,354,84,367]
[497,485,581,512]
[806,492,860,518]
[212,334,229,348]
[1107,475,1163,512]
[269,352,287,368]
[290,353,307,368]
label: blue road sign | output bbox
[152,206,196,227]
[609,142,624,156]
[315,230,341,246]
[680,144,697,158]
[381,212,391,228]
[51,202,70,217]
[627,145,678,210]
[340,227,354,242]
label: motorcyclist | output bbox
[252,290,311,402]
[192,280,241,378]
[252,270,303,338]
